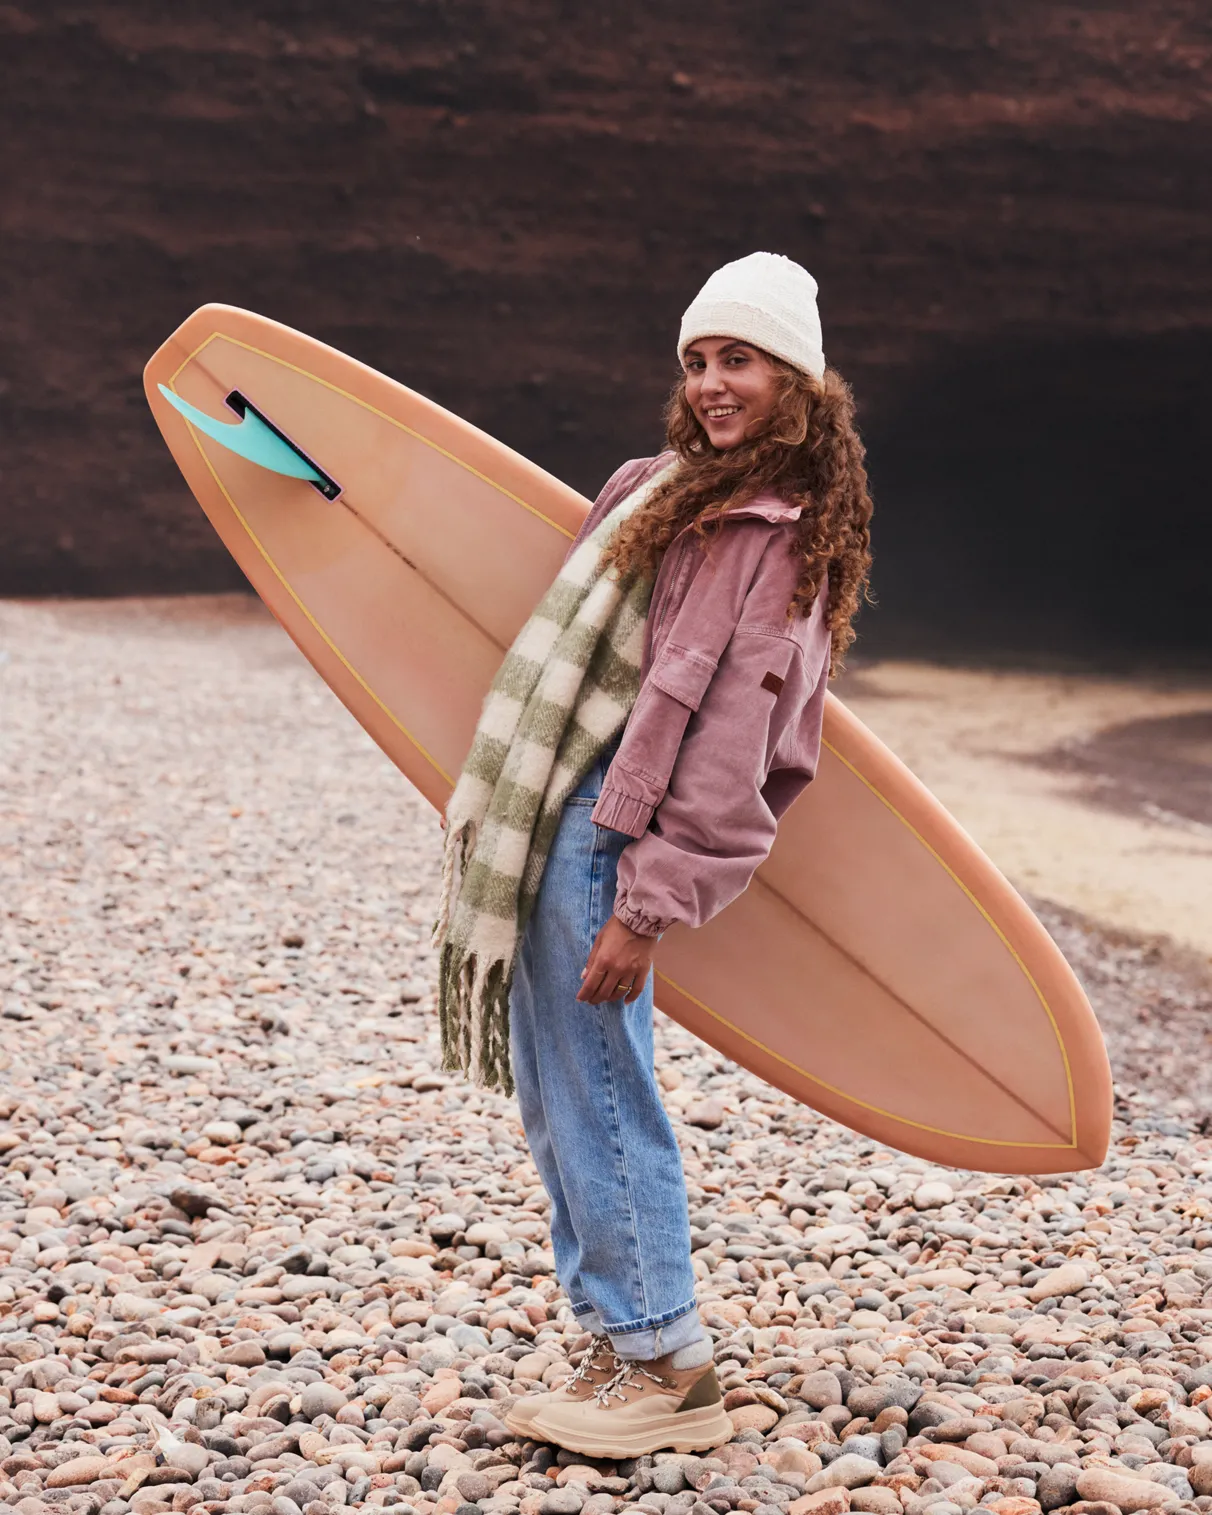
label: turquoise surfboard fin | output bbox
[157,384,337,494]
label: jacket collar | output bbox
[702,488,803,526]
[650,453,804,530]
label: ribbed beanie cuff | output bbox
[678,252,825,379]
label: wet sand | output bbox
[836,662,1212,964]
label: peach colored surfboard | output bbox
[144,305,1112,1174]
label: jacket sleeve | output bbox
[612,626,814,936]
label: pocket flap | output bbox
[648,643,718,712]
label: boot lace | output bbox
[593,1359,672,1405]
[562,1334,617,1389]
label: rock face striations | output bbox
[2,3,1210,657]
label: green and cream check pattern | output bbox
[434,468,670,1093]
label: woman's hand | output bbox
[578,915,658,1005]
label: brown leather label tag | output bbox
[761,670,785,696]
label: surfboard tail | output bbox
[156,382,342,500]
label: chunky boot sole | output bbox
[503,1394,554,1436]
[528,1401,733,1457]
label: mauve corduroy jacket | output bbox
[568,453,832,938]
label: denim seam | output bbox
[600,1298,699,1335]
[589,818,649,1327]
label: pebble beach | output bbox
[2,597,1212,1515]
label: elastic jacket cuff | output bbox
[614,897,670,938]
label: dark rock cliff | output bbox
[2,2,1209,659]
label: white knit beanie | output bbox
[677,251,825,380]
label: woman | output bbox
[435,252,873,1457]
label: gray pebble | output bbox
[455,1473,494,1502]
[299,1382,347,1420]
[541,1494,586,1515]
[840,1435,882,1465]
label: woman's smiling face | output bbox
[682,337,781,450]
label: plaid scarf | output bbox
[433,467,669,1092]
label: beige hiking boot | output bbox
[527,1350,731,1456]
[502,1334,621,1438]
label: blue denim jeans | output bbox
[510,746,702,1360]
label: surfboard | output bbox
[144,305,1112,1174]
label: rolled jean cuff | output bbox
[570,1305,606,1334]
[604,1301,703,1361]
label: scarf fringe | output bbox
[435,819,514,1095]
[438,940,514,1096]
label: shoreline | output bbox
[835,659,1212,963]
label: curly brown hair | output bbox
[604,359,874,676]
